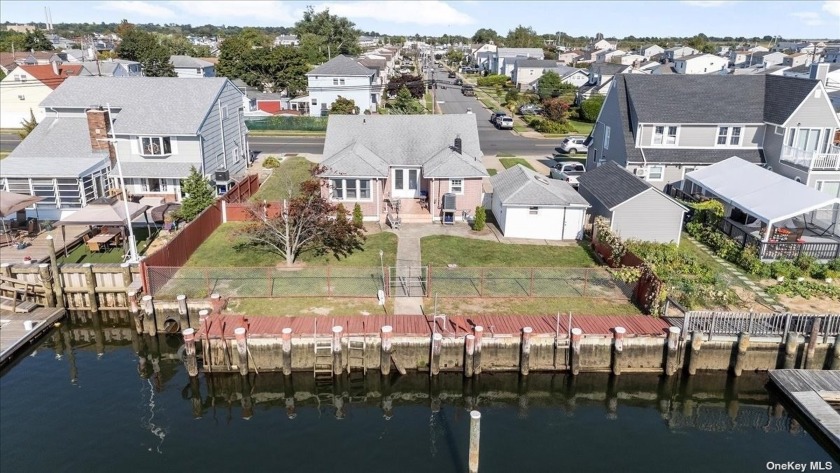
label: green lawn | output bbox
[185,223,398,267]
[487,169,498,176]
[568,118,594,136]
[431,297,641,316]
[252,156,314,201]
[229,297,393,316]
[421,235,597,267]
[499,157,535,171]
[58,228,157,264]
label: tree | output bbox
[472,206,486,231]
[579,95,605,122]
[471,28,499,44]
[236,45,309,94]
[294,6,360,64]
[117,27,176,77]
[352,203,363,228]
[386,74,424,98]
[177,167,216,221]
[0,30,26,53]
[23,29,53,51]
[388,85,425,115]
[18,109,38,139]
[505,25,541,48]
[238,173,365,266]
[537,71,562,100]
[330,96,356,114]
[446,48,464,66]
[543,97,571,123]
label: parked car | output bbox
[497,116,514,130]
[461,85,475,96]
[489,111,508,125]
[558,135,589,155]
[454,78,463,86]
[549,161,586,186]
[519,104,544,115]
[448,71,457,78]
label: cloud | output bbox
[681,1,732,6]
[792,11,825,26]
[97,1,176,19]
[169,1,298,24]
[823,1,840,16]
[317,1,475,26]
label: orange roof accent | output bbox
[18,64,84,89]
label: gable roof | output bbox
[763,74,819,124]
[17,64,83,89]
[497,48,544,58]
[170,55,214,69]
[578,161,686,212]
[40,76,235,134]
[2,117,109,177]
[306,55,376,77]
[515,59,560,68]
[491,165,589,207]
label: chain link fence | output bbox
[429,267,632,299]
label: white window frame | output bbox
[232,146,239,163]
[646,165,665,181]
[139,136,172,156]
[333,78,339,85]
[140,178,168,193]
[716,126,743,146]
[330,178,372,202]
[603,126,610,150]
[652,126,664,145]
[339,78,345,85]
[665,126,678,145]
[449,179,464,195]
[528,206,539,215]
[816,180,840,198]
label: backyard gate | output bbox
[388,265,427,297]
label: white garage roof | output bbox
[685,157,840,224]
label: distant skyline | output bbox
[0,1,838,39]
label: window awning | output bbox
[685,157,840,226]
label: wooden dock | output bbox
[0,307,65,365]
[769,370,840,453]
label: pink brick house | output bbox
[319,115,487,223]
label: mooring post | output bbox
[665,327,681,376]
[198,310,210,368]
[182,328,199,377]
[520,327,533,376]
[612,326,625,376]
[783,332,801,369]
[733,331,750,377]
[141,295,156,336]
[234,327,248,375]
[119,262,132,308]
[45,235,65,308]
[831,336,840,371]
[176,294,189,329]
[380,325,392,376]
[82,263,98,312]
[210,293,223,315]
[332,326,344,375]
[465,334,476,378]
[805,318,821,370]
[468,410,481,473]
[688,330,703,375]
[570,328,582,376]
[473,326,483,375]
[127,290,142,334]
[282,328,293,375]
[430,333,443,376]
[37,263,56,307]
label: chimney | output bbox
[51,59,59,76]
[454,135,462,154]
[86,107,116,165]
[809,63,829,86]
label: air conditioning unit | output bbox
[634,168,647,177]
[214,170,230,182]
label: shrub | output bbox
[477,74,510,87]
[352,203,364,228]
[534,119,571,134]
[262,156,281,168]
[767,279,840,300]
[769,260,803,280]
[472,206,486,231]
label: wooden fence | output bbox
[590,227,663,315]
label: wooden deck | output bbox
[0,307,65,365]
[769,370,840,453]
[0,225,89,265]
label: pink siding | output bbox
[320,178,383,219]
[428,177,483,220]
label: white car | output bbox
[549,161,586,187]
[559,136,589,155]
[497,117,514,129]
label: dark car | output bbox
[454,78,463,86]
[461,85,475,96]
[448,71,456,78]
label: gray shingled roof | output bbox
[115,162,195,178]
[41,76,232,134]
[320,115,487,178]
[497,48,544,58]
[576,161,653,210]
[763,75,819,125]
[170,55,214,68]
[491,165,589,207]
[306,55,375,77]
[515,59,560,68]
[593,63,627,75]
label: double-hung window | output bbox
[450,179,463,194]
[653,125,678,145]
[331,179,371,201]
[140,137,172,156]
[646,165,664,181]
[717,126,742,146]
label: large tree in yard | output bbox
[177,167,216,221]
[238,170,365,266]
[386,74,424,98]
[330,96,357,114]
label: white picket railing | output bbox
[780,145,840,170]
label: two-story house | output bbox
[595,49,626,64]
[639,44,665,59]
[556,51,581,65]
[170,55,216,78]
[492,48,545,76]
[673,54,729,74]
[783,53,812,68]
[77,59,142,77]
[0,77,248,219]
[0,62,83,128]
[585,74,840,197]
[663,46,699,62]
[576,62,628,101]
[305,55,378,117]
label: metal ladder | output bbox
[313,319,334,380]
[346,321,367,374]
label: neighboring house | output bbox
[618,54,646,66]
[773,41,810,53]
[0,51,55,74]
[639,44,664,59]
[741,51,788,68]
[0,63,83,128]
[585,74,840,195]
[577,62,627,101]
[492,48,545,76]
[490,165,589,240]
[274,35,299,47]
[470,43,497,65]
[512,60,560,88]
[589,39,616,51]
[358,36,380,48]
[664,46,699,62]
[717,45,731,56]
[673,54,729,74]
[783,53,811,68]
[595,49,626,63]
[825,47,840,63]
[77,59,142,77]
[0,77,248,219]
[318,115,487,223]
[556,51,581,64]
[748,45,769,54]
[528,65,588,91]
[170,55,216,78]
[305,55,378,116]
[729,50,751,66]
[578,161,687,244]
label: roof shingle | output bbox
[576,161,652,209]
[491,165,589,207]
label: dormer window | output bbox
[140,136,172,156]
[716,126,742,146]
[652,125,678,145]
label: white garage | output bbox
[490,164,590,240]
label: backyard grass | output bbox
[228,297,393,316]
[185,223,398,267]
[421,235,597,267]
[499,157,535,171]
[57,228,157,264]
[487,169,498,176]
[568,118,594,136]
[428,297,641,316]
[252,156,314,201]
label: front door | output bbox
[562,208,584,240]
[392,168,420,198]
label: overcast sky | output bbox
[1,1,838,39]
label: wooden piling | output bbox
[783,332,800,369]
[37,263,56,307]
[141,295,157,336]
[282,328,293,375]
[831,337,840,371]
[210,293,223,314]
[182,328,199,377]
[473,326,483,375]
[176,295,189,329]
[520,327,532,376]
[465,334,476,378]
[46,235,64,308]
[380,325,393,376]
[332,326,343,375]
[430,333,443,376]
[82,263,98,312]
[665,327,681,376]
[198,310,210,369]
[570,328,582,376]
[234,327,248,375]
[119,262,132,307]
[733,331,750,377]
[805,318,821,370]
[468,410,481,473]
[688,330,703,375]
[127,291,142,334]
[612,326,625,376]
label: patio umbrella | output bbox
[55,197,151,257]
[150,202,181,224]
[0,191,43,233]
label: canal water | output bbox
[0,312,834,472]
